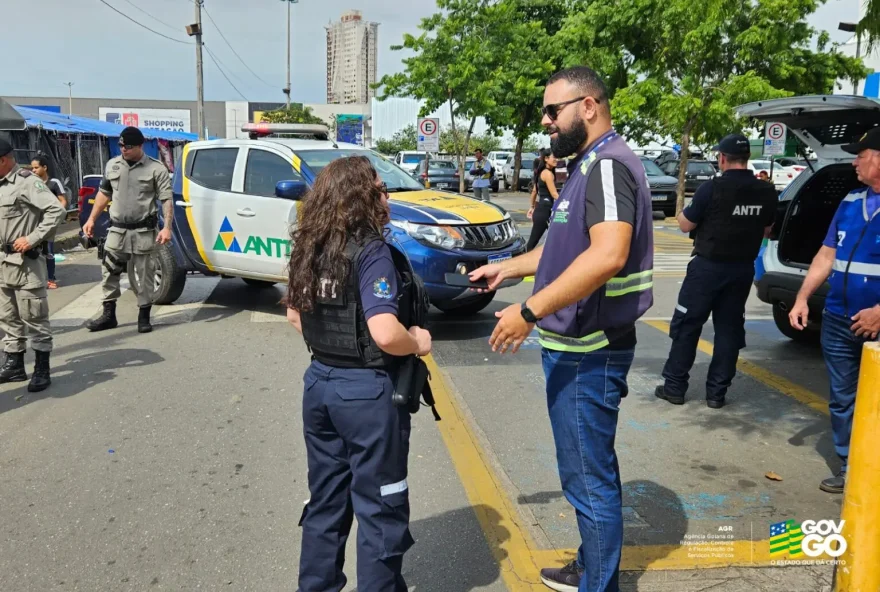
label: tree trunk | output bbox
[512,136,524,192]
[676,118,696,216]
[459,117,477,194]
[511,109,529,192]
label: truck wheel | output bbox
[128,244,187,305]
[242,278,277,289]
[433,293,495,316]
[772,302,820,344]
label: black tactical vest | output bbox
[300,236,428,369]
[693,173,777,263]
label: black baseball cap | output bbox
[842,127,880,154]
[119,126,145,146]
[0,138,12,158]
[712,134,751,157]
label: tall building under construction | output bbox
[325,10,379,105]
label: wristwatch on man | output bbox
[521,302,539,323]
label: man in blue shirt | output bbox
[788,128,880,494]
[469,149,493,202]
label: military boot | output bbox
[138,305,153,334]
[0,352,27,383]
[87,301,118,332]
[27,350,51,393]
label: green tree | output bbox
[440,123,502,154]
[562,0,866,213]
[375,124,418,155]
[481,0,571,189]
[261,104,327,126]
[376,0,500,192]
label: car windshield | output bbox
[521,154,538,168]
[429,160,457,170]
[752,161,771,170]
[402,153,426,164]
[641,159,665,177]
[688,162,716,175]
[297,149,425,191]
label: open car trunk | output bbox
[777,163,861,268]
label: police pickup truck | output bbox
[84,124,525,316]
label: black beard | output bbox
[550,113,588,158]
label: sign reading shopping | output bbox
[770,519,846,559]
[99,108,191,133]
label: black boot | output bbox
[138,305,153,334]
[87,301,118,332]
[0,352,27,383]
[27,350,51,393]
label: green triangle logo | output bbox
[213,234,227,251]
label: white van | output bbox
[487,151,512,178]
[394,151,427,173]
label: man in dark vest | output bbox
[470,66,654,592]
[655,134,777,409]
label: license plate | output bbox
[651,194,668,201]
[488,253,512,264]
[437,183,449,189]
[696,175,710,180]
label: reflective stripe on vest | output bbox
[537,328,609,353]
[606,269,654,297]
[832,259,880,277]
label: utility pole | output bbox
[187,1,206,139]
[282,0,298,108]
[64,82,74,115]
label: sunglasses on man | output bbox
[541,96,601,121]
[118,142,138,150]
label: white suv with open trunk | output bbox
[736,95,879,342]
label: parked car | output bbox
[658,159,717,196]
[83,126,526,316]
[463,157,500,192]
[640,157,679,217]
[736,94,872,342]
[487,151,512,179]
[77,174,110,249]
[750,159,797,192]
[413,158,460,191]
[503,153,539,191]
[393,150,427,174]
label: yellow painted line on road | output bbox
[643,320,829,416]
[533,539,776,571]
[425,354,787,582]
[424,355,551,590]
[523,276,535,283]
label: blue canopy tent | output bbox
[0,100,202,206]
[12,105,199,160]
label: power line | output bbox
[203,6,276,88]
[117,0,181,34]
[204,44,249,101]
[97,0,192,45]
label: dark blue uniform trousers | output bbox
[298,361,413,592]
[662,256,754,401]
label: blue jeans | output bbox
[45,242,55,281]
[542,347,634,592]
[821,310,873,472]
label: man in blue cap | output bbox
[789,126,880,494]
[655,134,778,408]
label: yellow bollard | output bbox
[836,342,880,592]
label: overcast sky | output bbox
[8,0,861,104]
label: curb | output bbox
[54,230,85,253]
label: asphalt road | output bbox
[0,218,843,591]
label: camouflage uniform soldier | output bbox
[83,127,173,334]
[0,139,66,392]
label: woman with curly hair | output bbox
[285,155,432,592]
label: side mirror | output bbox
[276,180,308,200]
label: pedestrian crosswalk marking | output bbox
[153,278,222,326]
[51,279,130,327]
